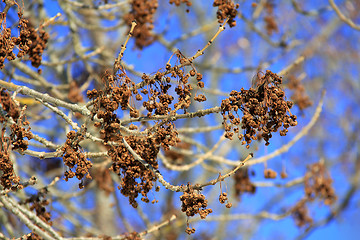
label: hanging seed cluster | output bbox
[213,0,239,27]
[263,0,279,36]
[180,184,212,224]
[0,89,32,152]
[0,89,32,190]
[291,199,313,228]
[108,135,160,208]
[10,119,32,152]
[221,70,297,148]
[86,55,206,207]
[123,0,158,49]
[22,189,52,239]
[0,10,49,69]
[0,128,20,190]
[169,0,192,7]
[219,192,232,208]
[291,162,336,228]
[304,162,337,205]
[0,89,25,190]
[288,75,313,111]
[62,130,93,188]
[234,167,256,197]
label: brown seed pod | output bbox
[264,169,277,179]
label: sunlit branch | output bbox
[0,80,91,116]
[121,106,221,125]
[114,20,137,74]
[35,12,62,31]
[195,153,253,189]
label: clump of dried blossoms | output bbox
[291,161,337,228]
[180,184,213,234]
[1,9,49,69]
[0,89,32,190]
[221,70,297,148]
[304,161,337,205]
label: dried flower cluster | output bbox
[291,199,313,228]
[169,0,192,7]
[264,168,277,179]
[304,161,337,205]
[0,128,20,190]
[109,136,160,208]
[288,75,313,111]
[87,67,198,207]
[123,232,141,240]
[221,70,297,147]
[0,89,31,189]
[22,189,52,240]
[0,88,20,122]
[62,130,93,188]
[291,161,336,228]
[219,192,232,208]
[10,119,32,151]
[180,184,212,234]
[123,0,158,49]
[0,10,49,69]
[234,167,256,197]
[213,0,239,27]
[263,0,278,35]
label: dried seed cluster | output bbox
[1,89,33,153]
[0,10,49,69]
[87,68,191,207]
[180,184,212,221]
[169,0,192,7]
[62,130,93,187]
[221,70,297,148]
[123,0,158,49]
[291,162,336,228]
[0,128,20,190]
[68,81,84,104]
[0,88,20,121]
[0,89,23,190]
[22,189,52,240]
[0,26,15,69]
[10,120,32,151]
[109,136,160,208]
[213,0,239,27]
[288,75,313,111]
[123,232,141,240]
[304,162,337,205]
[264,168,277,179]
[263,1,278,36]
[291,199,313,228]
[141,72,175,116]
[234,168,256,197]
[219,192,232,208]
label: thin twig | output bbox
[329,0,360,31]
[113,20,137,74]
